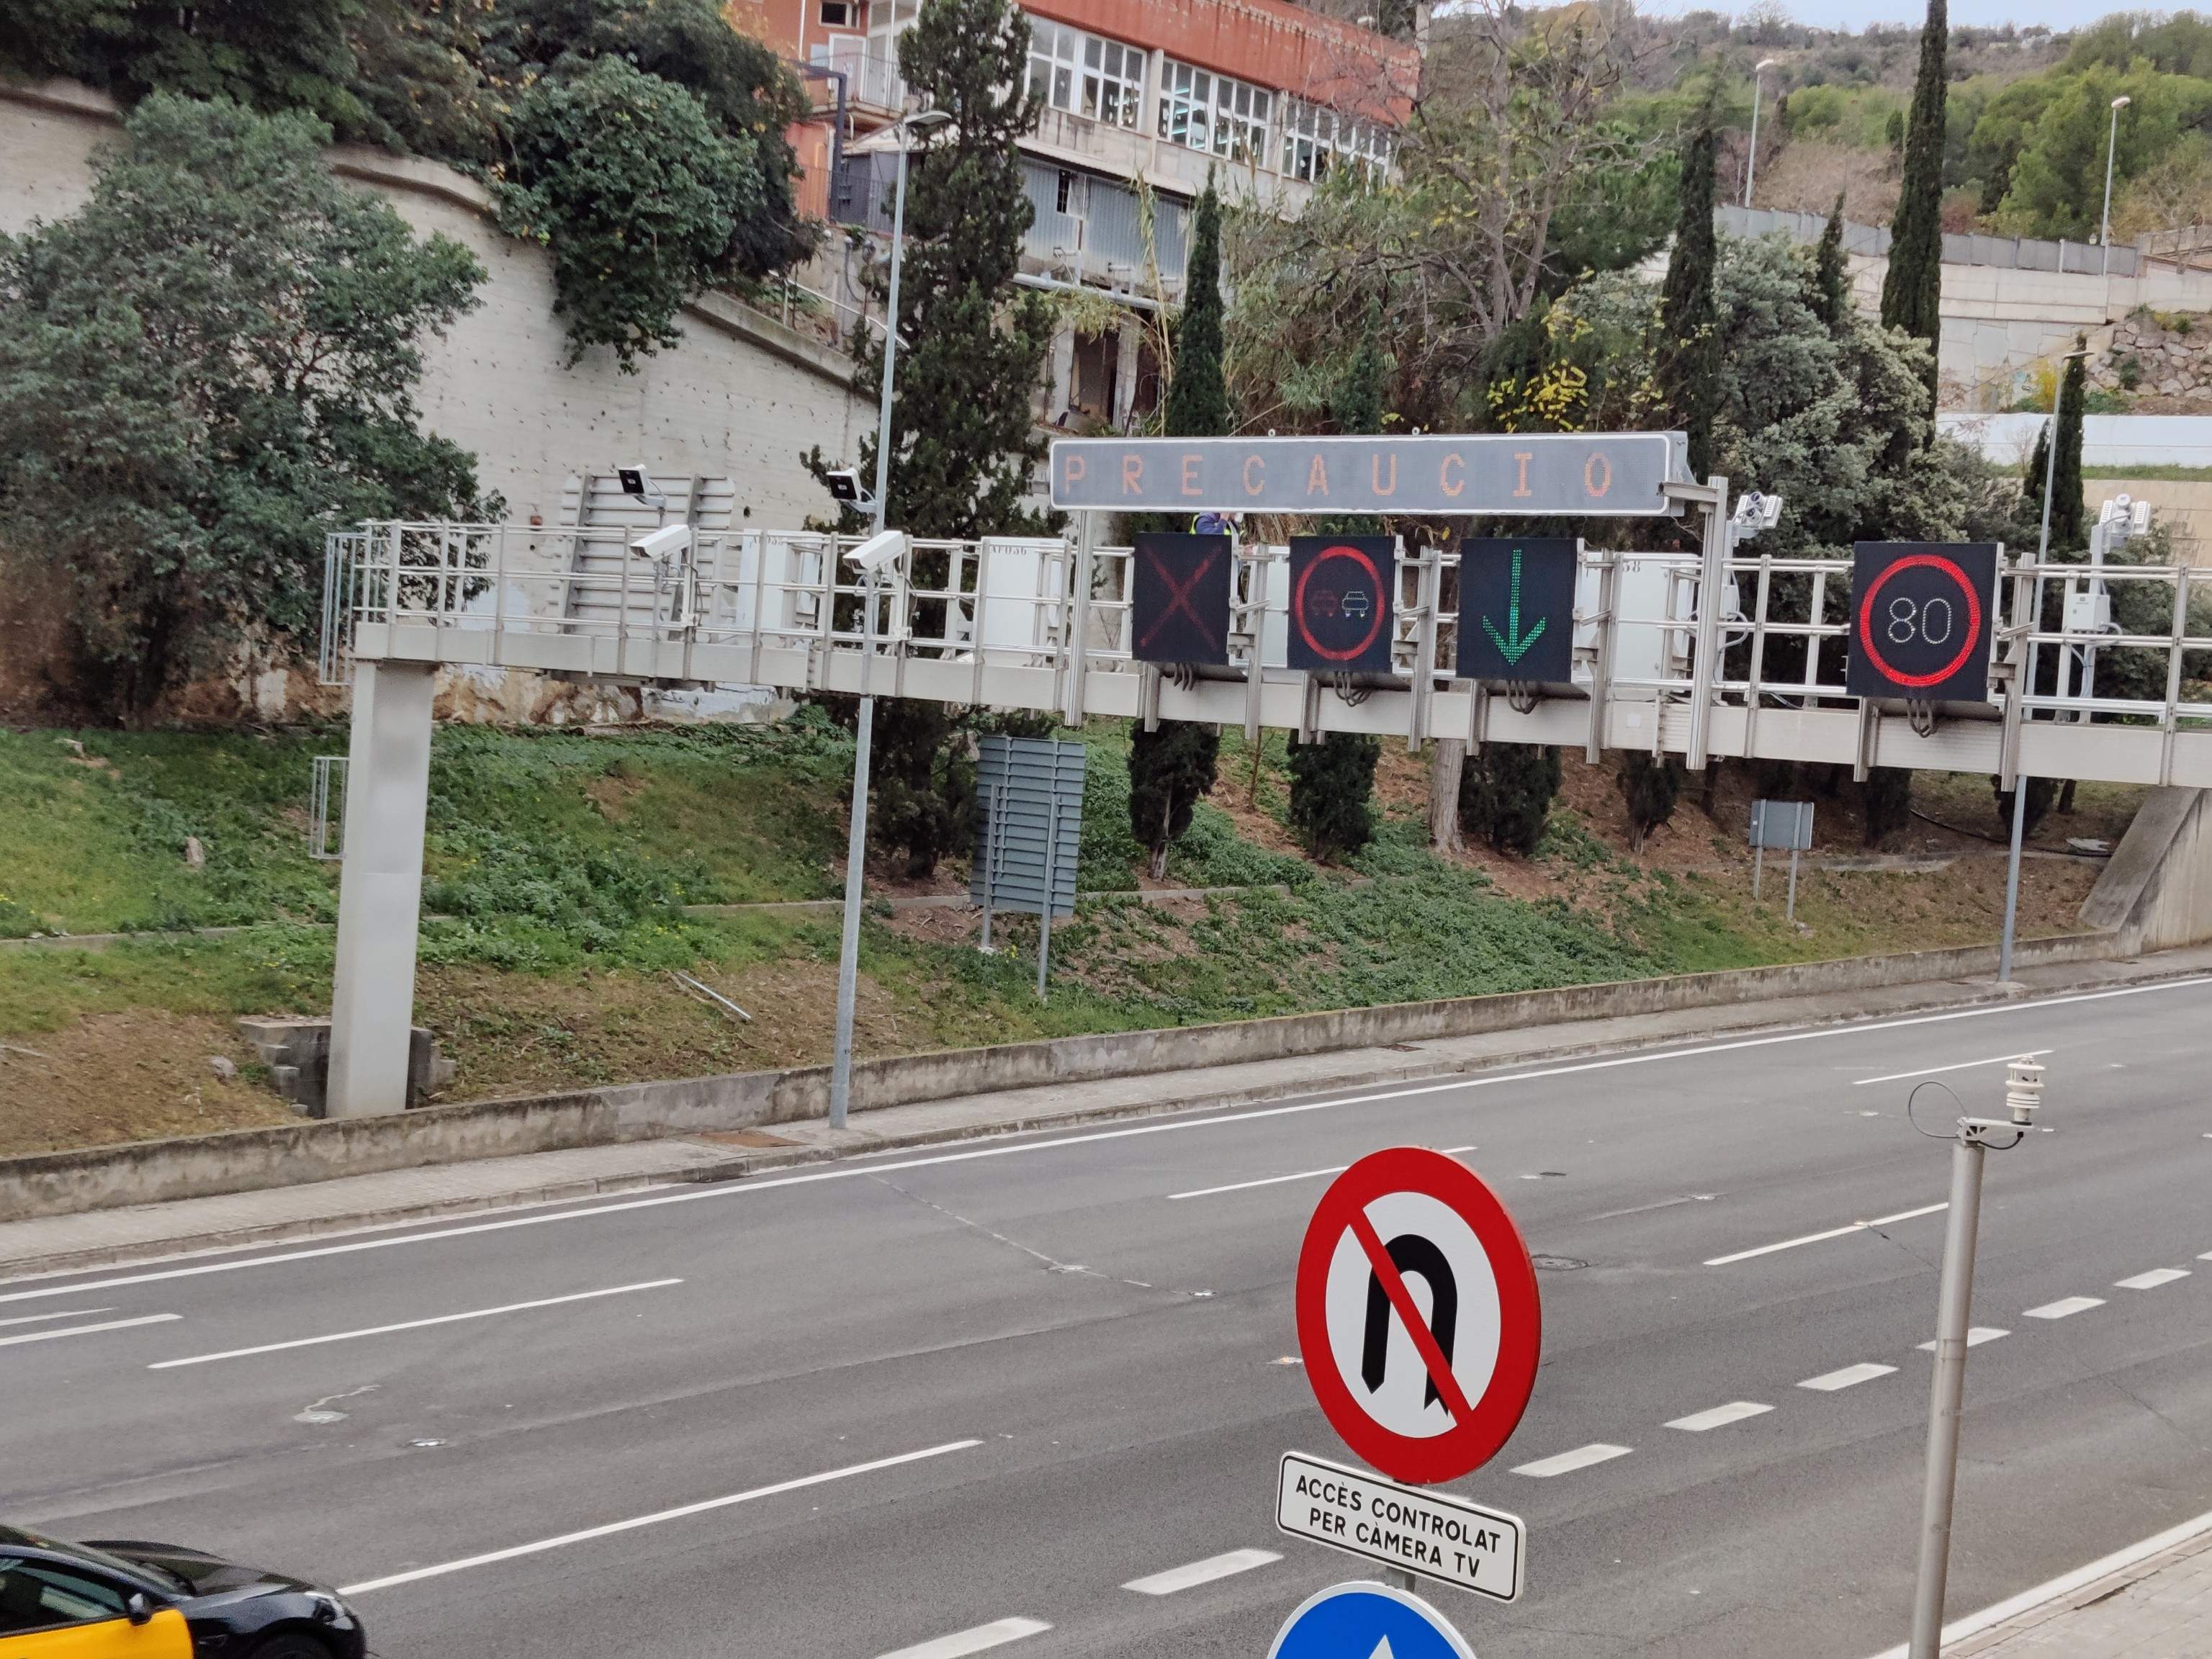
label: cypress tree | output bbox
[1881,0,1948,417]
[2048,340,2087,553]
[1657,83,1722,482]
[1289,734,1380,862]
[1128,176,1230,878]
[1621,752,1683,854]
[1458,745,1561,855]
[1812,191,1852,333]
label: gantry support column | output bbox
[326,661,436,1118]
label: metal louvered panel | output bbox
[559,472,741,633]
[972,736,1086,917]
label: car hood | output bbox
[84,1540,310,1600]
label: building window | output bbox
[1281,99,1393,184]
[1159,60,1271,165]
[819,0,853,24]
[1026,18,1144,129]
[1056,169,1074,214]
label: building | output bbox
[730,0,1418,433]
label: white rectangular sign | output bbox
[1275,1450,1526,1603]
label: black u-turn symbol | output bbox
[1361,1234,1457,1407]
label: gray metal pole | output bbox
[1745,74,1763,208]
[2100,103,2121,278]
[1753,841,1764,901]
[1997,772,2028,984]
[1907,1130,1990,1659]
[1786,845,1800,923]
[830,122,919,1130]
[1036,798,1058,1002]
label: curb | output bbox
[1,964,2144,1285]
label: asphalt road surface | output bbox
[5,976,2211,1659]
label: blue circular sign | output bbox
[1268,1581,1476,1659]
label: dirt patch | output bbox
[1205,751,1309,862]
[0,1012,296,1159]
[585,771,647,820]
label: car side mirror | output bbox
[125,1593,153,1627]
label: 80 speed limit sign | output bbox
[1845,541,2000,703]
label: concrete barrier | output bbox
[0,932,2123,1222]
[2081,788,2212,953]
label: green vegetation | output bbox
[1882,0,1947,415]
[0,0,815,367]
[0,95,490,717]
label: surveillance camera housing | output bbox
[616,466,666,507]
[845,528,909,575]
[629,523,693,561]
[824,467,870,506]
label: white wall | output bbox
[0,81,869,540]
[1939,413,2212,470]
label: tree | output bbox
[1861,767,1913,845]
[1656,83,1722,480]
[1458,744,1560,855]
[496,57,763,369]
[1812,192,1852,333]
[2028,340,2089,554]
[1882,0,1948,417]
[1128,723,1221,881]
[1991,774,2058,838]
[0,94,489,719]
[1128,179,1231,878]
[1289,734,1381,861]
[1620,752,1683,854]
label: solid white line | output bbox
[1167,1146,1477,1201]
[1851,1048,2052,1087]
[876,1619,1051,1659]
[1665,1401,1773,1432]
[1511,1443,1632,1478]
[0,1313,178,1349]
[2025,1295,2105,1319]
[147,1280,682,1370]
[1704,1202,1948,1267]
[1799,1362,1897,1392]
[340,1438,982,1595]
[1917,1326,2008,1351]
[12,975,2208,1307]
[0,1308,112,1328]
[1858,1506,2212,1659]
[2116,1267,2191,1290]
[1123,1548,1282,1595]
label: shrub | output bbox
[1288,733,1380,862]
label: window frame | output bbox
[1158,59,1272,166]
[1027,18,1145,130]
[0,1554,140,1637]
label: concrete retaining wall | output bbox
[2082,788,2212,953]
[0,932,2121,1223]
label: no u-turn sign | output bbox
[1296,1148,1542,1485]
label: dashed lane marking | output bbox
[1799,1362,1897,1392]
[2024,1295,2105,1318]
[876,1619,1052,1659]
[1917,1327,2008,1351]
[0,1313,178,1349]
[1123,1549,1282,1595]
[1511,1443,1632,1478]
[2116,1268,2192,1290]
[1665,1401,1773,1432]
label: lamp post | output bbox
[1745,59,1779,209]
[830,106,950,1133]
[2100,94,2131,277]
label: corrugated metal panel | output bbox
[559,473,739,631]
[972,736,1086,917]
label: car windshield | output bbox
[0,1529,191,1596]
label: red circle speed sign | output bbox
[1292,543,1388,665]
[1855,553,1985,691]
[1295,1148,1542,1485]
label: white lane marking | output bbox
[147,1280,682,1370]
[0,1313,178,1349]
[1168,1146,1475,1201]
[0,1308,112,1328]
[1799,1362,1897,1392]
[12,975,2210,1306]
[2116,1267,2191,1290]
[1123,1548,1282,1595]
[1665,1401,1773,1432]
[1917,1327,2008,1351]
[1705,1202,1948,1267]
[1511,1443,1632,1478]
[1851,1048,2053,1087]
[2024,1295,2105,1319]
[340,1438,981,1595]
[1858,1505,2212,1659]
[876,1619,1051,1659]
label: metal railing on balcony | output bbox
[809,38,904,114]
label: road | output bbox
[4,976,2211,1658]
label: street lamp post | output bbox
[830,107,950,1133]
[1745,59,1779,209]
[2100,94,2131,277]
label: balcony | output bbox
[807,37,904,120]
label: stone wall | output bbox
[2091,309,2212,413]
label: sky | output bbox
[1640,0,2111,29]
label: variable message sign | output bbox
[1846,542,2000,703]
[1457,537,1578,684]
[1289,536,1395,673]
[1130,534,1231,666]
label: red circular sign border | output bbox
[1856,552,1985,692]
[1293,544,1388,665]
[1295,1147,1542,1485]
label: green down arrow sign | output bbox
[1480,547,1547,665]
